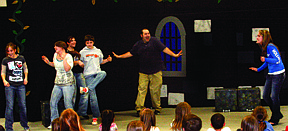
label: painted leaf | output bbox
[23,0,26,3]
[26,91,30,96]
[157,0,162,2]
[12,0,18,4]
[92,0,95,5]
[23,26,30,30]
[21,39,26,44]
[12,30,17,35]
[218,0,221,3]
[16,10,22,14]
[9,18,16,22]
[175,0,179,2]
[168,0,172,2]
[114,0,118,2]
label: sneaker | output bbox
[24,128,30,131]
[92,118,97,125]
[79,115,89,120]
[47,125,52,129]
[80,87,89,94]
[154,110,160,115]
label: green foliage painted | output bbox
[21,39,26,44]
[12,30,17,35]
[16,10,22,14]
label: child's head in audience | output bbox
[210,113,225,130]
[182,114,202,131]
[251,106,268,131]
[172,102,192,130]
[0,125,5,131]
[51,118,60,131]
[59,108,85,131]
[101,109,115,131]
[127,120,145,131]
[241,115,259,131]
[140,108,156,131]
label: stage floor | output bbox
[1,106,287,131]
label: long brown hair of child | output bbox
[140,109,156,131]
[59,108,85,131]
[172,102,191,130]
[101,109,115,131]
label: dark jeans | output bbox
[5,85,29,131]
[263,73,285,121]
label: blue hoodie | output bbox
[257,43,285,75]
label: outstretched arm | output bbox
[112,52,133,58]
[163,47,183,58]
[42,55,54,67]
[249,67,258,72]
[101,55,112,64]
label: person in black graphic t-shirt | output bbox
[1,42,30,131]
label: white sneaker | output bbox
[80,87,89,94]
[92,118,97,125]
[47,125,52,129]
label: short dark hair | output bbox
[67,36,75,43]
[182,114,202,131]
[0,124,5,131]
[84,35,95,42]
[211,113,225,129]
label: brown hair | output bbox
[59,108,85,131]
[54,41,67,51]
[251,106,268,131]
[84,35,95,42]
[182,114,202,131]
[258,30,279,56]
[5,42,18,56]
[241,115,259,131]
[101,109,115,131]
[172,102,191,130]
[52,118,60,131]
[127,120,145,131]
[140,109,156,131]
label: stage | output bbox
[1,106,287,131]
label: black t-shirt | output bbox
[68,50,84,73]
[1,55,26,86]
[130,37,166,74]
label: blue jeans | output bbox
[50,84,74,122]
[263,73,285,121]
[5,85,29,131]
[73,73,89,116]
[85,71,106,118]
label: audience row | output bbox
[43,102,277,131]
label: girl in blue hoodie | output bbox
[249,30,285,126]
